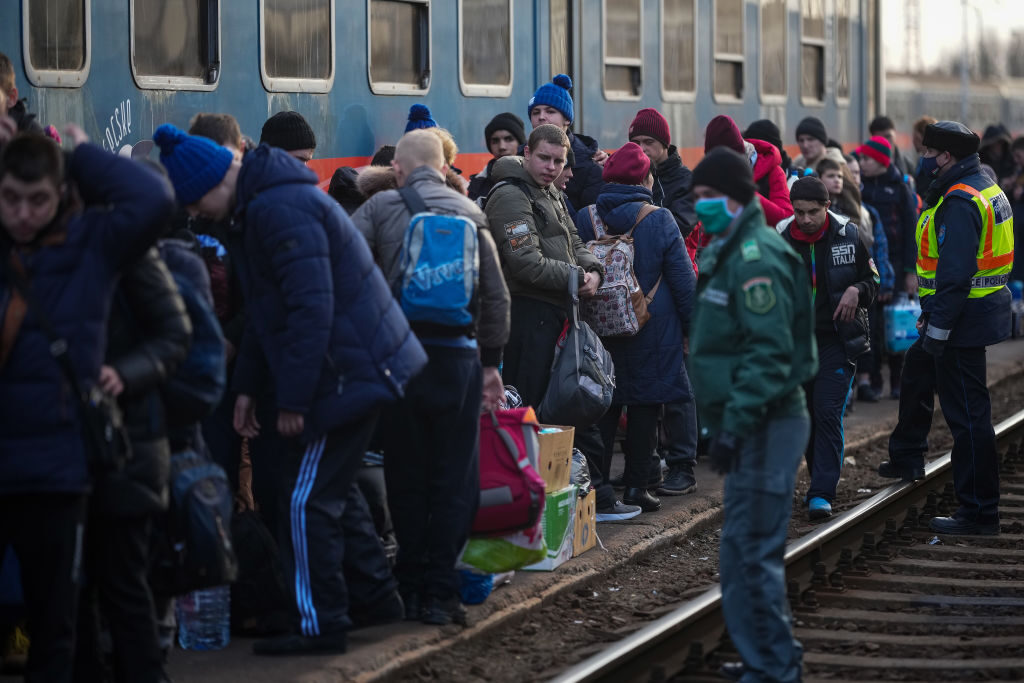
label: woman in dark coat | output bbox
[576,143,696,513]
[75,248,192,683]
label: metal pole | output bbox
[961,0,970,123]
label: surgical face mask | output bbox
[695,197,740,235]
[916,153,943,181]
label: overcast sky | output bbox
[883,0,1024,73]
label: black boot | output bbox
[657,464,696,496]
[877,460,925,481]
[622,487,661,512]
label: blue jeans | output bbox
[720,415,810,683]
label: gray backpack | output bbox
[538,269,616,427]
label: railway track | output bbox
[551,409,1024,683]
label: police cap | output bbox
[922,121,981,159]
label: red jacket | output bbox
[749,138,793,225]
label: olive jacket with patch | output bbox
[484,155,603,309]
[689,202,818,439]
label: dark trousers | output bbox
[503,295,616,508]
[889,340,1000,523]
[385,345,482,603]
[74,514,165,683]
[279,413,392,636]
[598,405,660,489]
[804,338,856,502]
[662,399,698,468]
[868,301,903,392]
[0,494,87,683]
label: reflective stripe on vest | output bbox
[915,179,1014,298]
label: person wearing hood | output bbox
[688,148,816,683]
[153,124,427,655]
[880,121,1014,537]
[575,144,697,511]
[978,123,1016,191]
[468,112,527,201]
[527,74,607,210]
[328,167,364,215]
[627,108,697,238]
[704,115,793,225]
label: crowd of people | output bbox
[0,48,1017,683]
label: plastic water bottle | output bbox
[884,293,921,353]
[176,586,230,650]
[1010,281,1024,339]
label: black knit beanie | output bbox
[485,112,526,147]
[795,116,828,145]
[789,177,831,204]
[692,148,756,205]
[743,119,783,155]
[260,111,317,151]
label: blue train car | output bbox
[2,0,880,181]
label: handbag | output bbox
[538,268,616,427]
[5,251,130,474]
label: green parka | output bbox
[484,155,603,308]
[689,202,818,439]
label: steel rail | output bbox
[551,408,1024,683]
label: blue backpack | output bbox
[397,186,479,328]
[158,239,227,425]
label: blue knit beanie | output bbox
[405,104,438,132]
[528,74,574,124]
[153,123,234,205]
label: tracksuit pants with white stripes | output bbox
[279,411,394,637]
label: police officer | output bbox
[777,177,879,520]
[880,121,1014,536]
[689,148,817,683]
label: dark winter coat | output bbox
[99,249,192,516]
[0,144,174,494]
[575,184,695,405]
[564,132,606,211]
[467,157,498,202]
[652,146,696,238]
[860,164,918,290]
[750,138,794,225]
[9,99,42,134]
[228,145,427,441]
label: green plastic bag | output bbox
[460,525,547,573]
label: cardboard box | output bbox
[537,425,574,493]
[523,485,577,571]
[572,489,597,557]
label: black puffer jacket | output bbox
[98,248,192,516]
[652,146,696,238]
[564,132,606,211]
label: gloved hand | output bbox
[921,325,946,357]
[709,432,741,475]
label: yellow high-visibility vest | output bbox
[916,180,1014,299]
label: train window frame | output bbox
[758,0,787,104]
[835,0,852,106]
[458,0,513,98]
[602,0,644,101]
[712,0,745,103]
[259,0,336,94]
[368,0,432,95]
[129,0,221,91]
[799,0,826,106]
[660,0,697,102]
[21,0,92,88]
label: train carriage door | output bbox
[549,0,583,130]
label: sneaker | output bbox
[349,590,404,629]
[253,631,347,655]
[596,500,642,522]
[929,515,1000,536]
[808,497,833,521]
[857,384,881,402]
[657,465,697,496]
[420,597,468,626]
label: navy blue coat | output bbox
[576,184,696,405]
[0,144,174,494]
[860,164,918,288]
[565,132,606,212]
[229,145,427,441]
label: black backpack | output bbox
[150,448,238,596]
[229,510,291,635]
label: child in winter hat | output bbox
[528,74,574,123]
[152,123,234,205]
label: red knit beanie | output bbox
[602,142,651,185]
[704,115,745,154]
[857,136,892,168]
[628,108,671,148]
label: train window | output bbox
[551,0,571,78]
[801,0,825,103]
[131,0,220,90]
[459,0,512,96]
[261,0,334,92]
[836,0,851,102]
[22,0,91,87]
[662,0,695,97]
[604,0,642,99]
[760,0,786,98]
[713,0,744,100]
[369,0,431,94]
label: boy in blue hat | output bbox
[153,124,427,654]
